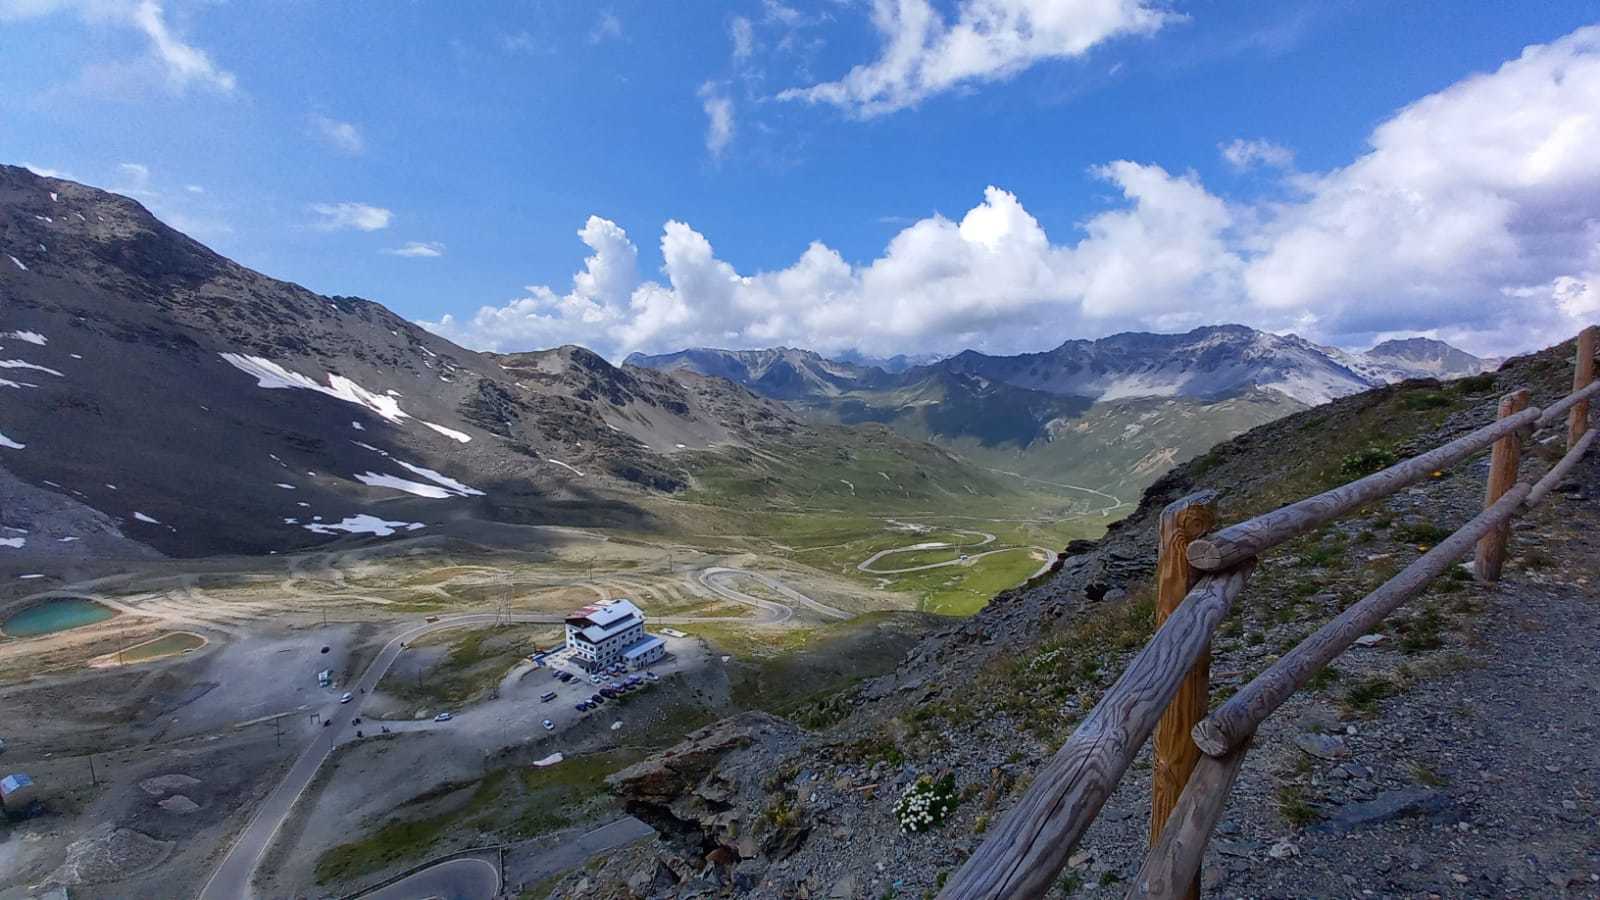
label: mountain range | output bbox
[0,166,1024,560]
[627,328,1494,494]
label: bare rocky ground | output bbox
[548,342,1600,899]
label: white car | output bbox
[434,712,453,722]
[339,692,353,704]
[542,719,554,731]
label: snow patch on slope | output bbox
[220,354,409,423]
[353,472,455,499]
[4,331,46,345]
[422,421,471,443]
[303,515,425,537]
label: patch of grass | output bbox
[1057,872,1085,895]
[1276,783,1322,828]
[1411,761,1448,787]
[1393,520,1452,547]
[1455,373,1496,394]
[314,748,645,886]
[1395,606,1446,653]
[1305,664,1341,692]
[1342,675,1397,715]
[1402,391,1453,411]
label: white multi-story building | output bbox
[564,599,665,670]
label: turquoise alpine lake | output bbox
[3,597,116,637]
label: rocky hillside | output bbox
[0,166,1016,559]
[557,335,1596,898]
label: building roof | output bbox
[565,598,644,630]
[1,773,32,794]
[622,634,665,659]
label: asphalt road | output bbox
[197,613,511,900]
[363,856,499,900]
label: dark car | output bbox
[575,702,588,711]
[590,693,604,704]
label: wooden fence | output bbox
[939,327,1599,900]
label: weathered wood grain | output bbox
[1193,482,1531,757]
[938,564,1254,900]
[1474,390,1529,583]
[1569,326,1596,450]
[1187,404,1541,571]
[1527,427,1598,508]
[1126,741,1252,900]
[1149,491,1217,900]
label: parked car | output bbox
[434,712,452,722]
[541,691,557,702]
[339,692,353,704]
[590,693,604,704]
[575,702,588,711]
[646,672,659,681]
[542,719,555,731]
[589,674,602,684]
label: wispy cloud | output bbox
[383,241,445,258]
[310,115,364,155]
[698,82,735,160]
[729,16,754,60]
[1220,138,1294,171]
[589,10,622,44]
[22,163,73,179]
[2,0,236,96]
[309,202,393,232]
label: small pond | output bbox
[3,597,116,637]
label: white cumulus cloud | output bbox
[779,0,1178,116]
[425,24,1600,361]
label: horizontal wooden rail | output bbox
[1125,740,1252,900]
[1186,406,1541,571]
[938,564,1255,900]
[1536,377,1600,427]
[1191,481,1532,757]
[1527,424,1598,507]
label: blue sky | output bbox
[4,2,1599,360]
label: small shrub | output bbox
[894,773,959,833]
[1456,373,1495,394]
[1341,446,1398,477]
[1057,872,1085,895]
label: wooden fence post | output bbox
[1149,490,1218,900]
[1569,327,1596,450]
[1475,390,1529,582]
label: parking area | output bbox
[376,633,700,748]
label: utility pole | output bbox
[88,754,98,786]
[274,716,283,748]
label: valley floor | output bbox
[0,499,1101,900]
